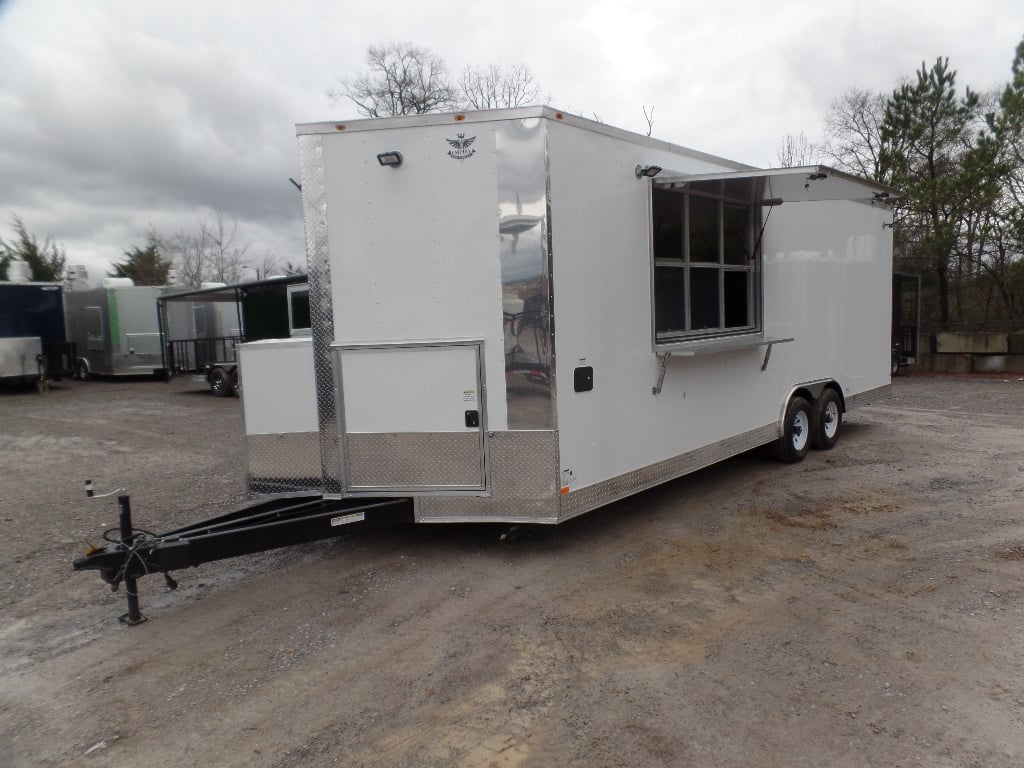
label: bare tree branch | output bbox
[329,42,457,116]
[164,212,251,287]
[642,105,654,137]
[458,62,541,110]
[822,87,888,180]
[167,228,208,288]
[252,249,280,280]
[203,212,249,285]
[775,131,821,167]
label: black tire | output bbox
[230,369,240,397]
[891,351,900,376]
[811,389,843,451]
[75,360,89,381]
[773,396,812,463]
[210,367,231,397]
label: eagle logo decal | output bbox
[446,133,477,160]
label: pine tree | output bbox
[879,58,1006,327]
[109,231,171,285]
[0,215,66,281]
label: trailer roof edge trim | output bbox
[654,164,898,204]
[296,105,754,175]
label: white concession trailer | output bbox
[75,107,897,621]
[237,106,895,523]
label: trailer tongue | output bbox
[73,492,413,624]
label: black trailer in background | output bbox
[0,282,76,385]
[892,273,921,374]
[157,276,310,396]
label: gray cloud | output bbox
[1,0,1022,283]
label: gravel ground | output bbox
[1,373,1022,767]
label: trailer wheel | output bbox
[210,367,231,397]
[75,360,89,381]
[774,396,812,463]
[230,369,240,397]
[811,389,842,450]
[891,351,900,376]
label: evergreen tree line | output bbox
[0,213,304,288]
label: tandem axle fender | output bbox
[73,486,414,624]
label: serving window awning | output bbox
[653,164,896,205]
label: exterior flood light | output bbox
[635,164,662,178]
[377,151,403,168]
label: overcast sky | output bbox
[1,0,1022,284]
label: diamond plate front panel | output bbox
[416,431,559,522]
[245,431,323,496]
[346,432,483,490]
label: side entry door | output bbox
[334,341,488,495]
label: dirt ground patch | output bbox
[1,373,1023,767]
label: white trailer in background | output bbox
[236,107,895,522]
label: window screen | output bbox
[651,178,761,345]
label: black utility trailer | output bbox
[157,275,310,396]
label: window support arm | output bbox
[652,337,793,393]
[652,352,672,395]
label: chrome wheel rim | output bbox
[791,410,809,451]
[822,401,839,439]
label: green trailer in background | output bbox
[65,278,166,379]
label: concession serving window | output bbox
[647,165,895,354]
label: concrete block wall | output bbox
[917,331,1024,373]
[933,332,1008,354]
